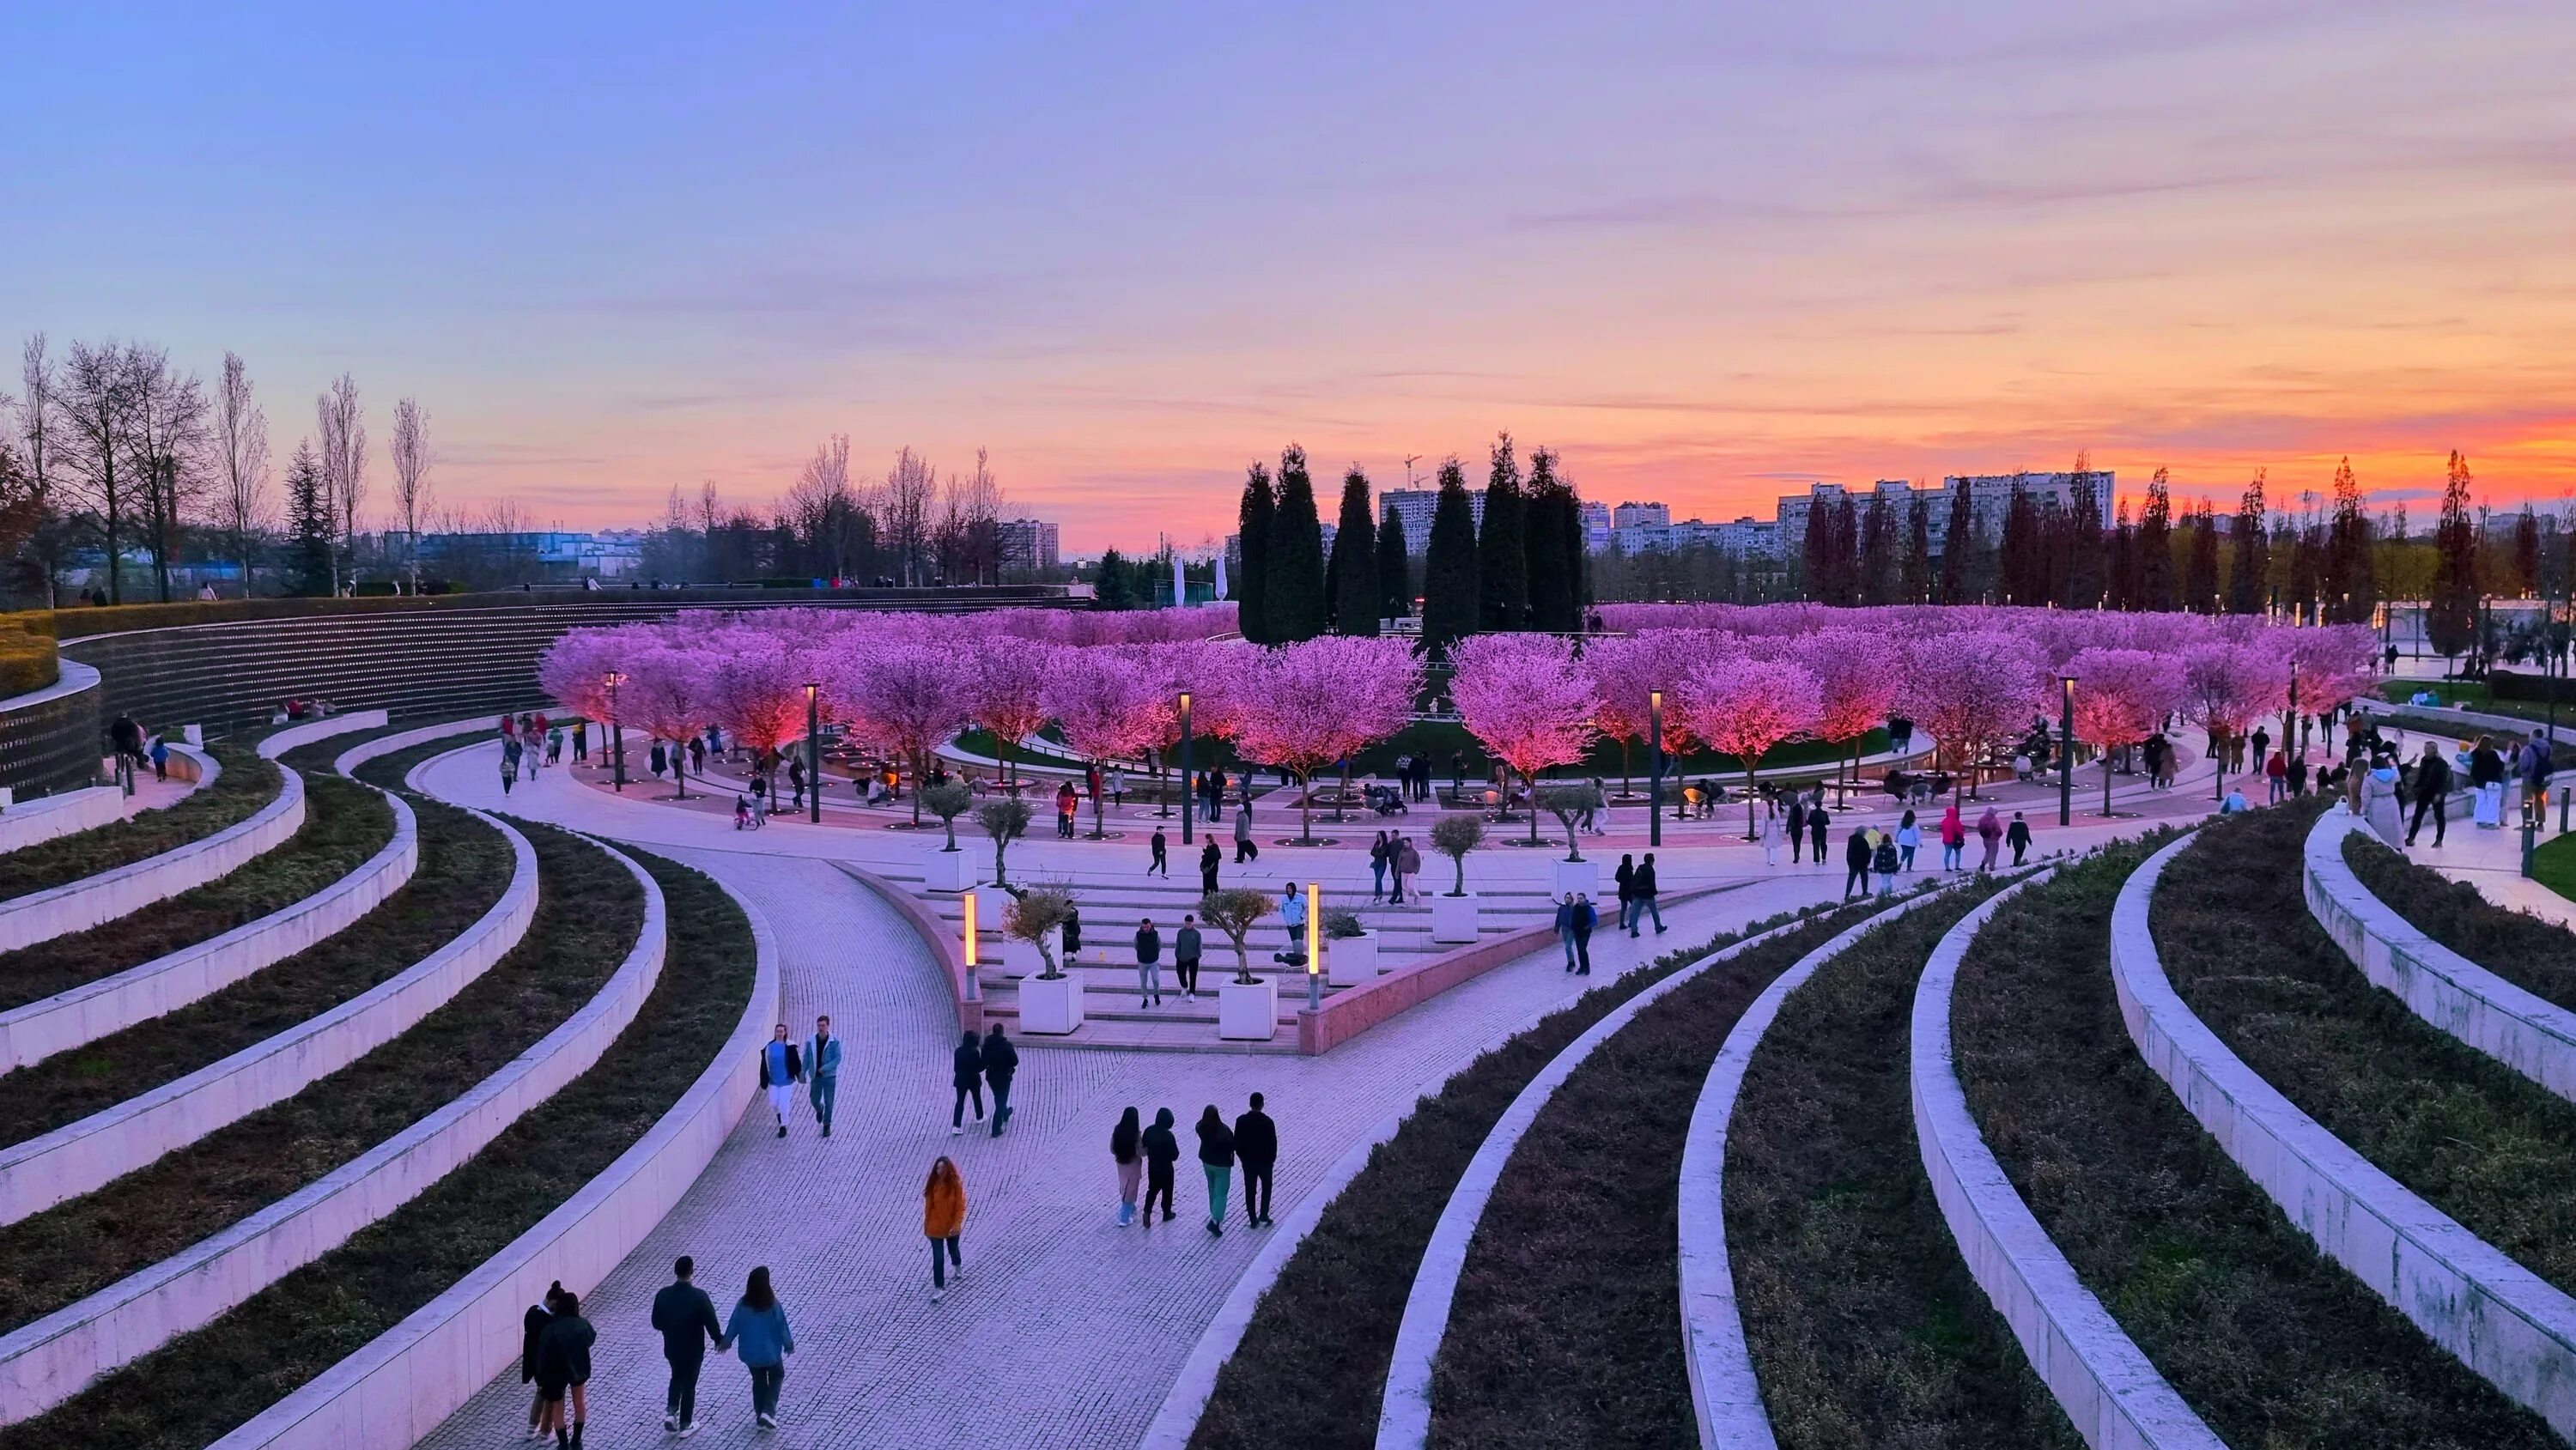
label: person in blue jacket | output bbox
[720,1265,795,1431]
[804,1016,842,1138]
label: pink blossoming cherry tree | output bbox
[1447,634,1602,844]
[1229,636,1423,842]
[962,635,1054,786]
[2065,646,2188,816]
[1904,630,2046,801]
[828,640,969,827]
[2182,641,2286,799]
[1039,647,1169,838]
[1680,654,1823,838]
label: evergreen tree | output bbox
[1858,490,1895,605]
[1267,445,1329,641]
[1902,494,1933,603]
[1376,510,1411,622]
[1422,458,1481,660]
[2228,470,2269,614]
[2063,455,2105,609]
[2184,502,2221,612]
[1476,433,1528,629]
[1327,464,1379,635]
[1823,493,1858,604]
[2513,505,2542,598]
[1939,481,1976,604]
[1523,448,1580,631]
[2108,500,2142,610]
[2428,452,2480,661]
[1801,494,1834,600]
[2322,456,2377,623]
[285,440,335,597]
[1095,548,1135,610]
[2137,468,2175,610]
[1998,477,2038,604]
[1236,463,1276,643]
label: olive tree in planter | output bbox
[923,781,976,890]
[1005,886,1083,1034]
[1323,906,1378,986]
[1534,781,1603,899]
[1428,814,1485,943]
[1199,887,1280,1040]
[974,797,1033,944]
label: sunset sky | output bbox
[9,1,2575,551]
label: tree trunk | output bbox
[1526,771,1540,845]
[1300,772,1314,844]
[1745,765,1760,840]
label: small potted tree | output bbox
[1429,815,1485,943]
[1323,907,1377,986]
[1200,887,1279,1040]
[974,797,1032,939]
[1004,886,1083,1034]
[1534,782,1602,900]
[922,781,976,890]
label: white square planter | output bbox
[1431,893,1481,943]
[928,848,979,891]
[1218,977,1280,1040]
[1018,973,1085,1034]
[975,883,1015,936]
[1552,858,1598,900]
[1327,931,1379,986]
[1005,925,1061,980]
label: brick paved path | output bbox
[407,742,2213,1447]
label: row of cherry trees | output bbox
[540,601,2379,842]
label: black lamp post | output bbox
[1649,689,1664,849]
[1178,691,1194,846]
[605,671,627,792]
[805,682,822,824]
[2058,674,2075,828]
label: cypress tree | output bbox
[1376,510,1411,622]
[1523,447,1578,632]
[1902,494,1933,603]
[1858,490,1895,605]
[286,440,335,598]
[2063,457,2105,610]
[1327,465,1379,635]
[1477,433,1528,630]
[1268,445,1329,641]
[1236,463,1275,643]
[1829,492,1861,605]
[2428,452,2478,660]
[2137,469,2176,610]
[2228,470,2269,615]
[1938,481,1975,603]
[2184,502,2221,612]
[1422,458,1480,660]
[2324,457,2377,623]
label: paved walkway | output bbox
[410,739,2221,1447]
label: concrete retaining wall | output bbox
[0,808,531,1223]
[206,852,775,1450]
[1376,906,1856,1449]
[1911,874,2221,1449]
[2111,831,2576,1439]
[0,789,131,857]
[1676,888,1972,1450]
[2302,810,2576,1103]
[0,783,423,1078]
[257,711,392,762]
[0,832,665,1427]
[0,744,301,956]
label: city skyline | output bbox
[10,2,2574,550]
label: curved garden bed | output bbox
[2341,828,2576,1011]
[0,843,757,1450]
[1953,834,2558,1447]
[0,745,278,907]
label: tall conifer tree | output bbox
[1236,462,1275,642]
[2063,454,2105,609]
[1939,480,1976,604]
[2228,470,2269,615]
[1376,510,1411,622]
[1267,445,1329,640]
[2427,452,2479,660]
[1476,433,1527,629]
[1902,494,1933,603]
[1327,465,1379,635]
[2138,467,2176,610]
[1422,458,1480,659]
[1523,447,1578,631]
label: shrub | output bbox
[1198,887,1273,983]
[922,781,972,850]
[1004,886,1077,978]
[1429,815,1484,895]
[977,797,1032,885]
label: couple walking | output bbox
[1369,830,1423,902]
[646,1258,797,1435]
[1611,853,1664,936]
[1110,1094,1279,1233]
[1132,914,1206,1005]
[756,1018,843,1138]
[951,1022,1020,1136]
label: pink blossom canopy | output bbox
[1448,633,1601,781]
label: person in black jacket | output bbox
[951,1028,985,1136]
[1195,1105,1236,1237]
[1200,840,1223,894]
[1141,1107,1181,1223]
[757,1024,804,1139]
[1233,1093,1279,1228]
[1613,854,1637,932]
[2006,811,2033,866]
[982,1022,1019,1138]
[651,1255,723,1435]
[535,1287,596,1447]
[522,1282,564,1438]
[2408,740,2455,847]
[1807,802,1831,865]
[1631,852,1665,936]
[1844,827,1873,900]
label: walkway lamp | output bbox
[1305,881,1321,1011]
[805,682,823,823]
[1177,690,1194,846]
[605,671,628,792]
[2058,675,2075,828]
[961,890,981,1001]
[1648,689,1665,849]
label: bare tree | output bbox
[787,434,859,581]
[389,396,433,594]
[131,352,209,601]
[17,337,64,604]
[316,373,366,593]
[58,340,149,603]
[884,446,935,587]
[215,352,271,599]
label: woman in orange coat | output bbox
[925,1156,968,1301]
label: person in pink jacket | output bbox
[1938,804,1966,871]
[1975,806,2002,872]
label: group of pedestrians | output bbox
[498,711,557,794]
[519,1256,797,1441]
[1130,913,1207,1004]
[1367,830,1424,902]
[950,1022,1019,1135]
[756,1016,844,1138]
[1109,1094,1278,1235]
[1609,853,1665,935]
[1553,892,1601,974]
[1385,753,1437,802]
